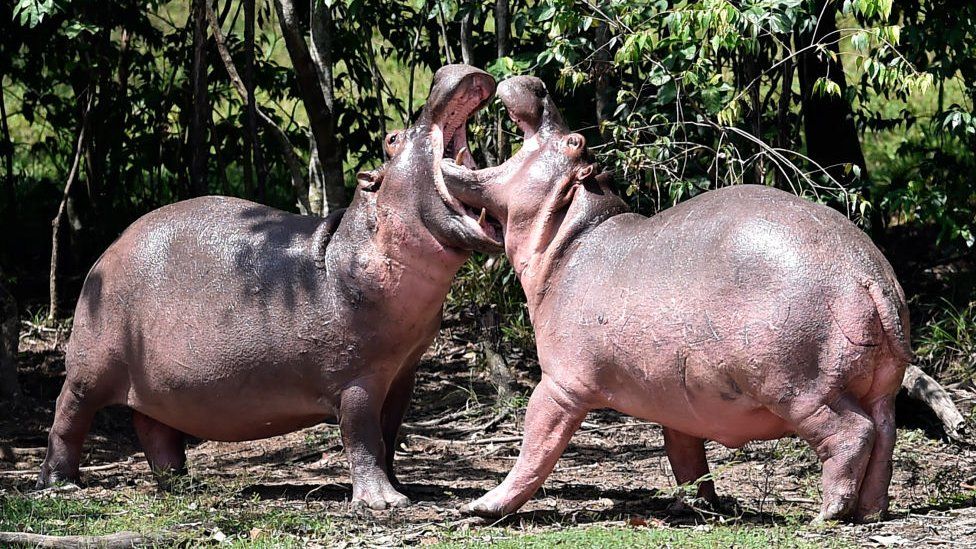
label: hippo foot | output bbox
[459,495,510,518]
[35,467,79,491]
[34,478,81,494]
[812,498,857,525]
[350,486,410,511]
[667,495,729,516]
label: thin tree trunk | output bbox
[102,28,131,210]
[364,36,388,151]
[0,272,19,401]
[776,55,795,188]
[796,1,866,187]
[745,52,764,185]
[49,96,92,322]
[494,0,510,162]
[276,0,346,213]
[244,0,267,201]
[460,2,475,65]
[0,71,15,213]
[206,4,311,214]
[495,0,509,59]
[190,0,210,196]
[241,0,254,199]
[593,22,615,143]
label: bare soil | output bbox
[3,322,976,546]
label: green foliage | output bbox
[0,0,974,355]
[448,255,535,348]
[915,299,976,384]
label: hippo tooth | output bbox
[455,147,468,166]
[478,207,487,225]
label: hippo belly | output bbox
[122,356,341,442]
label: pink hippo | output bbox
[442,76,911,522]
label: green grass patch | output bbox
[0,487,339,547]
[440,524,851,548]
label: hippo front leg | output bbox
[461,375,589,517]
[380,364,419,488]
[339,382,409,510]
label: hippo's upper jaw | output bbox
[440,76,607,270]
[416,65,504,254]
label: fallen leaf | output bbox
[869,534,909,547]
[627,516,648,527]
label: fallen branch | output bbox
[455,408,511,434]
[902,364,967,441]
[0,531,162,548]
[406,406,483,428]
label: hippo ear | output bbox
[574,163,595,182]
[564,133,586,158]
[356,169,384,192]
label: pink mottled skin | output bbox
[442,76,911,523]
[37,65,503,510]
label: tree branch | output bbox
[0,530,164,548]
[48,93,92,321]
[273,0,346,213]
[206,4,311,214]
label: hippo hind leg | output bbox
[132,411,187,490]
[787,393,875,522]
[854,394,896,522]
[37,377,109,488]
[663,427,719,508]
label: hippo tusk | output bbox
[478,207,487,225]
[455,147,469,166]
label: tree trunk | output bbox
[206,4,311,214]
[276,0,346,214]
[364,36,388,151]
[243,0,267,202]
[776,56,795,188]
[460,2,475,66]
[592,22,615,143]
[49,96,92,322]
[494,0,510,162]
[0,273,19,401]
[0,70,15,214]
[189,0,210,196]
[796,2,866,187]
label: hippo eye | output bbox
[388,133,398,144]
[535,87,547,99]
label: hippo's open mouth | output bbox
[431,77,504,249]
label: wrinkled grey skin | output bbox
[37,65,500,510]
[444,76,911,522]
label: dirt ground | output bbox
[3,322,976,547]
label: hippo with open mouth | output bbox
[37,64,503,510]
[442,76,911,522]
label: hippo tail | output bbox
[866,278,913,364]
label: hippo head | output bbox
[361,64,504,255]
[442,76,612,270]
